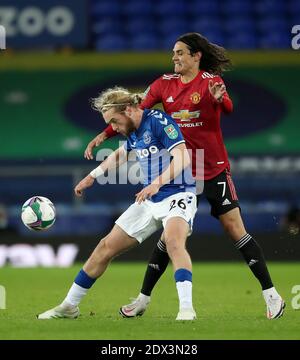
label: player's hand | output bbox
[208,80,226,102]
[74,175,95,197]
[135,184,160,204]
[84,132,108,160]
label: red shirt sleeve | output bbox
[220,92,233,114]
[209,76,233,114]
[140,77,162,109]
[104,124,118,138]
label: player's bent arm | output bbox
[210,91,233,114]
[220,94,233,114]
[208,79,233,114]
[84,125,118,160]
[90,145,128,177]
[75,146,128,197]
[85,79,161,160]
[155,143,190,186]
[135,143,190,203]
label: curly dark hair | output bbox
[176,32,232,76]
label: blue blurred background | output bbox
[0,0,300,266]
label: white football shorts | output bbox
[115,191,197,243]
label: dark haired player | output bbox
[84,33,285,320]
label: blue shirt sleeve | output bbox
[151,111,185,152]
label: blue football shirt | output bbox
[124,109,196,202]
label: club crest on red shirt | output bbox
[190,92,201,104]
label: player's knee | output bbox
[101,237,119,259]
[165,237,184,257]
[91,236,115,263]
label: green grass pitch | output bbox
[0,262,299,340]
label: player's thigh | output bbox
[92,224,138,260]
[160,192,197,238]
[105,224,139,255]
[204,169,240,218]
[115,201,160,243]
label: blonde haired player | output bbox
[38,87,198,321]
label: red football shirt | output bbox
[104,70,233,180]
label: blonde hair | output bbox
[92,86,143,115]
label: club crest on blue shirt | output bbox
[143,130,152,145]
[164,124,178,139]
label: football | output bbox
[21,196,56,231]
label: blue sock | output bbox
[174,268,193,310]
[174,268,192,283]
[74,269,96,289]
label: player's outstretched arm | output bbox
[74,175,95,197]
[75,146,127,196]
[135,143,190,203]
[84,125,118,160]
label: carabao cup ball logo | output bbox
[143,130,152,145]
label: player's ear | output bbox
[124,106,132,117]
[194,51,202,63]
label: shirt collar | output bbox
[134,109,150,137]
